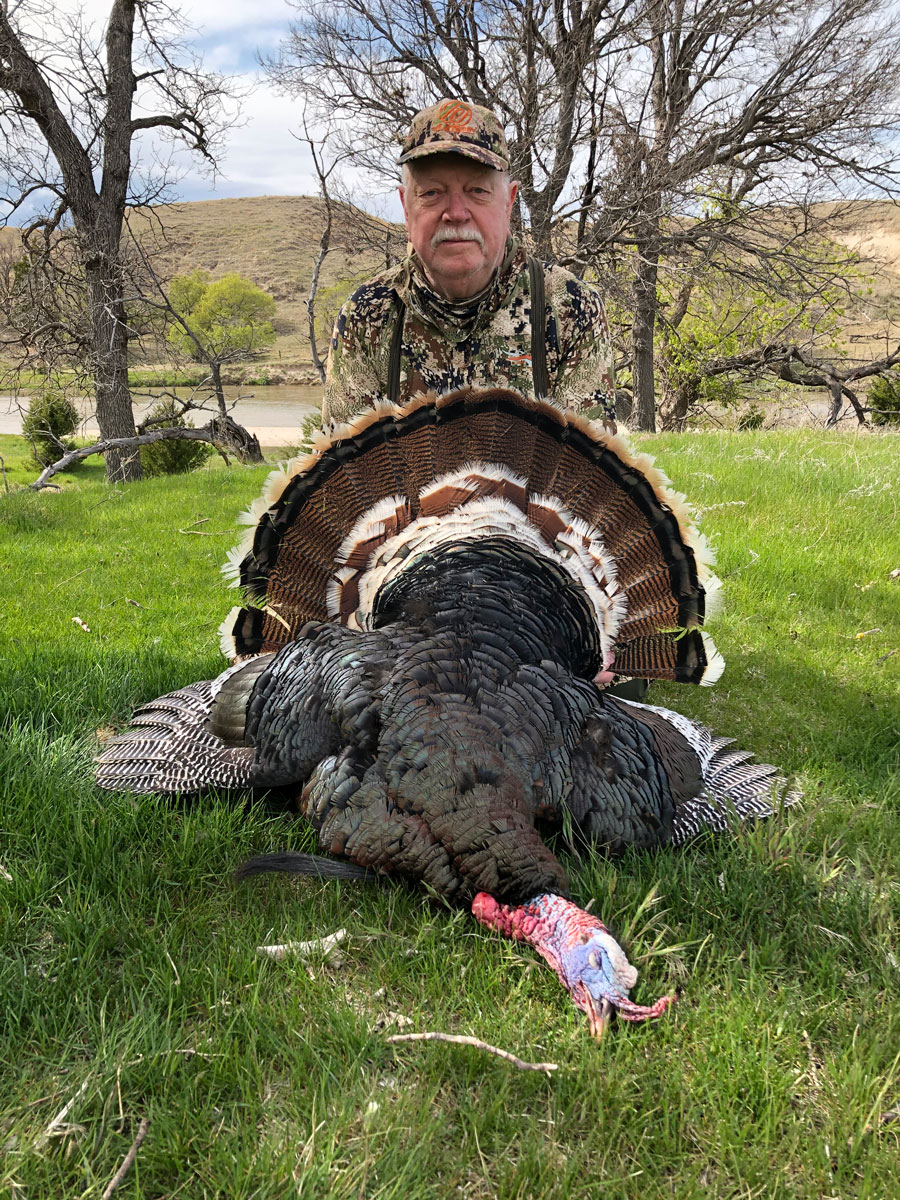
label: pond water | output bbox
[0,383,325,448]
[0,381,858,442]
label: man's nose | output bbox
[442,189,470,222]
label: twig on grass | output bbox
[100,1117,150,1199]
[178,517,232,535]
[33,1076,92,1149]
[386,1032,558,1073]
[51,566,91,591]
[257,928,347,960]
[177,528,234,536]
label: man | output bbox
[322,98,617,430]
[324,99,647,700]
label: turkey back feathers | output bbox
[221,389,723,686]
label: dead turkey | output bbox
[96,388,795,1036]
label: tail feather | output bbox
[219,388,721,686]
[614,699,800,843]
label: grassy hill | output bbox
[4,195,900,386]
[127,196,404,378]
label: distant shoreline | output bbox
[0,384,323,447]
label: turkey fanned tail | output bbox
[95,680,257,794]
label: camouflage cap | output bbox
[398,99,509,172]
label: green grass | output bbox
[126,366,213,389]
[1,428,898,1198]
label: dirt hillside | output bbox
[127,196,403,372]
[5,196,900,375]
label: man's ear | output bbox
[399,184,409,222]
[507,179,519,216]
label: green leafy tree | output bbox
[150,270,271,464]
[166,272,277,364]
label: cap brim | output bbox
[397,142,508,172]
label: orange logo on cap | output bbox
[433,101,475,135]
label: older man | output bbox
[323,99,617,429]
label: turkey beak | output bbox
[586,995,616,1039]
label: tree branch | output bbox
[28,424,244,491]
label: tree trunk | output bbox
[208,413,263,463]
[658,377,697,431]
[207,360,262,461]
[80,0,142,482]
[85,254,141,483]
[210,361,229,417]
[631,247,659,431]
[823,378,843,427]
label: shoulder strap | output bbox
[387,294,406,405]
[527,255,548,399]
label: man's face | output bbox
[400,154,517,300]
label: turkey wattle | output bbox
[96,388,795,1035]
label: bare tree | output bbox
[646,228,859,429]
[305,131,336,386]
[267,0,900,429]
[297,115,406,380]
[772,340,900,427]
[583,0,900,427]
[0,0,234,481]
[265,0,636,258]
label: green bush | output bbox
[139,397,214,477]
[166,271,277,364]
[21,390,79,466]
[868,373,900,426]
[737,403,765,430]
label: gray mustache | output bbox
[431,227,485,250]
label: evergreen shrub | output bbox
[139,398,214,476]
[22,390,80,466]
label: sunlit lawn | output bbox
[1,428,898,1198]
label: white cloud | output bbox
[18,1,316,202]
[185,82,320,199]
[3,1,406,217]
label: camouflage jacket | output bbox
[323,239,616,427]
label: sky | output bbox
[146,0,323,203]
[6,0,403,217]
